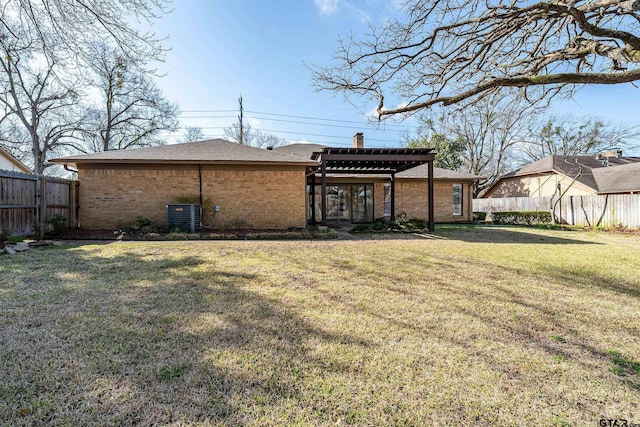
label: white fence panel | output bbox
[473,194,640,228]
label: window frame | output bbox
[453,183,463,216]
[383,182,391,218]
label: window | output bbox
[453,183,463,216]
[383,183,391,217]
[307,184,374,223]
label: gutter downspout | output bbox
[198,165,203,207]
[64,164,78,174]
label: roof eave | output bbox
[50,158,318,167]
[597,189,640,195]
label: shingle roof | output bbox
[492,154,640,194]
[593,162,640,193]
[52,139,316,166]
[396,163,482,180]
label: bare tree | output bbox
[82,43,178,152]
[0,20,85,174]
[178,126,205,143]
[253,130,287,149]
[410,92,539,194]
[312,0,640,118]
[223,121,286,148]
[522,114,638,162]
[223,121,254,145]
[1,0,170,64]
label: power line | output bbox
[180,109,236,113]
[255,128,402,143]
[179,109,418,130]
[181,114,408,132]
[193,135,391,148]
[169,126,403,143]
[246,115,412,131]
[180,115,237,119]
[246,110,416,129]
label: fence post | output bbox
[39,176,46,240]
[569,196,574,225]
[69,180,77,228]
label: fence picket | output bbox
[474,194,640,228]
[0,170,78,236]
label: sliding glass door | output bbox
[308,184,374,224]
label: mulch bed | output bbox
[59,228,338,241]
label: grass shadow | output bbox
[435,225,602,244]
[0,244,373,425]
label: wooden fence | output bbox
[0,170,78,236]
[473,194,640,229]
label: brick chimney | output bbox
[601,149,622,158]
[353,132,364,149]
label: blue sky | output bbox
[151,0,640,153]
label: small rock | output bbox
[4,246,16,255]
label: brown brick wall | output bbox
[374,181,386,219]
[393,179,474,222]
[77,163,307,230]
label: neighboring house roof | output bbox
[592,162,640,193]
[0,147,32,173]
[52,139,316,166]
[485,154,640,195]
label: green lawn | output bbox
[1,226,639,426]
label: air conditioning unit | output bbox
[166,204,201,233]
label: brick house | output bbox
[52,136,481,230]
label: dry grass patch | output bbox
[1,227,639,425]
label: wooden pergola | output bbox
[309,147,436,232]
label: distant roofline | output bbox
[51,139,317,166]
[0,147,31,173]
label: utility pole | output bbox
[238,95,244,145]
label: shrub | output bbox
[351,218,428,233]
[130,215,152,231]
[492,211,552,225]
[473,211,487,222]
[407,218,428,229]
[0,228,12,243]
[47,214,68,236]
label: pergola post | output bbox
[428,159,435,232]
[390,173,396,222]
[310,173,316,225]
[321,160,327,225]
